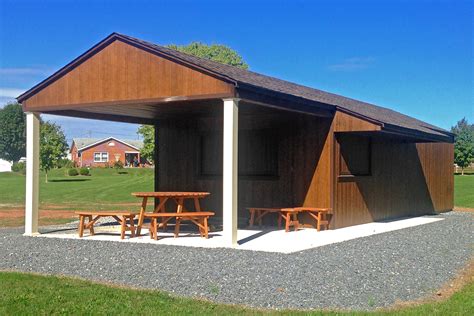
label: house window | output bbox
[338,134,371,176]
[94,152,109,162]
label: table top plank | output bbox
[132,192,210,198]
[75,211,137,216]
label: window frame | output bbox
[337,134,372,178]
[93,152,109,163]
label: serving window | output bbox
[338,134,371,177]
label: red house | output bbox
[70,137,143,167]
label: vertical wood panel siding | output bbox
[333,139,454,228]
[22,40,233,109]
[156,112,333,226]
[333,111,381,132]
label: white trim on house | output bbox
[0,159,12,172]
[93,152,109,162]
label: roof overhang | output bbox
[16,32,453,143]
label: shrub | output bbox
[79,167,90,176]
[11,161,26,174]
[68,168,79,176]
[113,160,124,170]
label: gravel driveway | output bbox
[0,211,472,311]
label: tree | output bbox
[137,42,249,159]
[137,125,155,164]
[167,42,248,70]
[451,118,474,175]
[40,122,68,183]
[0,102,26,162]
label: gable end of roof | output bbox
[18,32,453,143]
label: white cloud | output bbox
[0,87,26,98]
[0,67,52,76]
[327,57,375,72]
[0,97,16,106]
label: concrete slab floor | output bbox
[36,216,444,253]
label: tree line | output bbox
[0,102,68,182]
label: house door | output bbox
[125,152,139,167]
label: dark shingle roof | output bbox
[117,33,452,141]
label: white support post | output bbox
[222,98,239,247]
[24,112,40,236]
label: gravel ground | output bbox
[0,211,472,311]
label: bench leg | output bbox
[320,212,329,231]
[78,215,85,237]
[258,210,263,227]
[153,218,158,241]
[174,217,181,238]
[88,215,94,235]
[120,216,126,239]
[203,217,209,239]
[249,209,255,227]
[196,217,204,237]
[292,213,299,231]
[285,212,291,232]
[129,215,135,238]
[317,212,322,231]
[278,213,282,229]
[148,218,153,238]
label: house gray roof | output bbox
[116,33,453,141]
[72,137,143,151]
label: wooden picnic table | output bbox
[132,192,210,236]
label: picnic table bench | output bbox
[145,211,214,240]
[75,211,136,239]
[247,207,331,232]
[132,192,213,239]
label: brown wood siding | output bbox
[333,139,454,228]
[22,40,233,110]
[155,109,333,226]
[333,111,382,132]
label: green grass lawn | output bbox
[0,272,472,315]
[0,169,472,228]
[454,175,474,208]
[1,169,472,209]
[0,168,154,209]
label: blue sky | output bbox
[0,0,472,143]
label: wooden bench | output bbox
[247,207,300,232]
[294,207,331,231]
[247,207,331,232]
[144,211,214,240]
[75,211,136,239]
